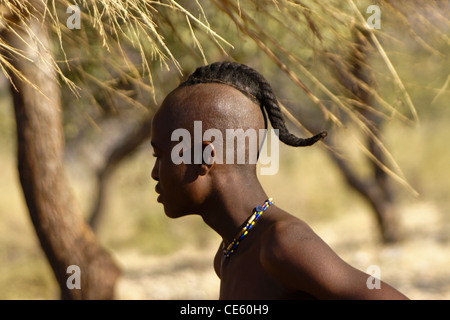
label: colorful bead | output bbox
[223,198,274,258]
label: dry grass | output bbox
[2,0,447,192]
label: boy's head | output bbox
[151,61,326,218]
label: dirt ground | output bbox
[114,200,450,300]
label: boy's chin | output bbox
[163,206,191,219]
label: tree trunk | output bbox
[326,27,401,243]
[328,144,400,243]
[2,3,120,299]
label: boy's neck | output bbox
[200,176,268,246]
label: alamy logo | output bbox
[366,265,381,289]
[66,5,81,30]
[366,5,381,29]
[66,265,81,289]
[171,121,279,175]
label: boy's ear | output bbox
[198,141,215,176]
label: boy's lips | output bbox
[155,184,162,202]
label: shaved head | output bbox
[157,83,265,138]
[154,83,267,174]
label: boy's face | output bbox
[150,89,211,219]
[150,83,266,218]
[151,110,190,218]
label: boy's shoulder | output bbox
[258,212,337,293]
[259,214,323,265]
[262,208,324,243]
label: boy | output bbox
[150,61,408,299]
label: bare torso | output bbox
[213,206,409,300]
[214,208,317,299]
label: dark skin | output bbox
[151,83,409,300]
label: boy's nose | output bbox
[151,160,159,181]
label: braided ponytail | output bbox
[179,61,327,147]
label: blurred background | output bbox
[0,0,449,299]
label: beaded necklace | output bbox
[223,198,274,258]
